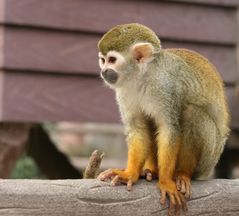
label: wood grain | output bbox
[1,27,237,83]
[1,0,237,44]
[0,179,238,216]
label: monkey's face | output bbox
[98,42,156,89]
[98,51,126,87]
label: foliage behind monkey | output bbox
[97,23,230,215]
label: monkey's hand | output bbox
[97,168,139,191]
[159,180,187,216]
[140,157,158,181]
[175,171,192,199]
[140,168,158,182]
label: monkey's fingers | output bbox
[127,179,133,191]
[111,175,133,191]
[168,192,187,216]
[176,176,192,199]
[176,178,182,191]
[97,169,116,181]
[111,175,121,186]
[146,172,153,181]
[110,174,134,191]
[141,168,158,182]
[160,187,188,216]
[184,181,192,199]
[168,194,181,216]
[168,200,177,216]
[177,192,188,212]
[141,169,153,181]
[160,189,167,206]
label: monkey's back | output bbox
[166,48,230,136]
[165,49,230,178]
[166,48,223,89]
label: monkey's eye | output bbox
[108,56,116,64]
[100,58,105,64]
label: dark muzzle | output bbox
[101,69,118,84]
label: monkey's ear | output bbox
[131,42,154,64]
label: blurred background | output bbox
[0,0,238,179]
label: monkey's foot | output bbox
[175,172,192,199]
[97,168,139,191]
[158,180,187,216]
[140,168,157,182]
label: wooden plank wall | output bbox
[0,0,238,127]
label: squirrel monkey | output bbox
[97,23,230,215]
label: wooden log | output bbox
[0,179,238,215]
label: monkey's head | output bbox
[98,23,161,88]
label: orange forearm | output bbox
[157,131,180,182]
[126,133,149,176]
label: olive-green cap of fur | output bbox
[98,23,161,55]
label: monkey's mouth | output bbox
[101,69,118,84]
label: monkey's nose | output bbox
[101,69,118,84]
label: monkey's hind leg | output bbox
[175,105,219,198]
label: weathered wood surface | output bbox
[0,179,238,216]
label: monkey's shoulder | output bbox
[165,48,211,67]
[164,48,224,88]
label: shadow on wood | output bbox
[0,179,238,216]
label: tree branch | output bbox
[0,179,238,215]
